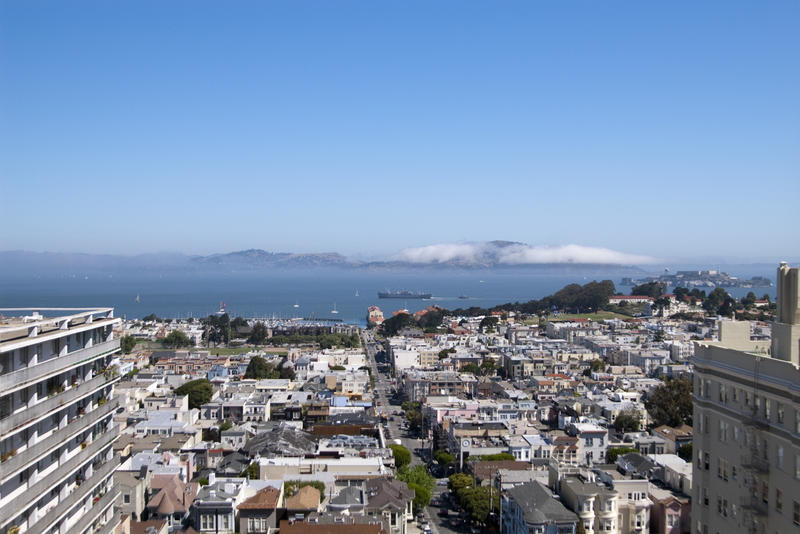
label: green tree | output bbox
[653,329,666,342]
[174,378,213,409]
[142,313,160,322]
[434,450,455,466]
[248,322,269,345]
[407,482,432,510]
[448,473,473,495]
[241,462,259,479]
[219,420,232,432]
[163,330,191,348]
[121,335,137,354]
[677,443,693,462]
[645,377,693,427]
[245,356,279,379]
[613,411,641,433]
[380,313,418,336]
[438,348,456,360]
[473,453,515,462]
[389,444,411,469]
[461,363,480,375]
[606,447,638,463]
[479,316,499,332]
[279,362,296,380]
[460,486,497,524]
[331,365,346,371]
[631,282,666,298]
[480,360,497,376]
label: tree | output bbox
[407,482,432,510]
[244,356,279,379]
[175,378,213,409]
[480,360,497,376]
[677,443,693,462]
[460,486,498,524]
[396,465,435,508]
[474,453,515,462]
[434,450,455,466]
[248,322,269,345]
[653,329,666,342]
[121,335,137,354]
[381,313,418,336]
[703,288,735,317]
[741,292,757,308]
[645,377,693,427]
[142,313,160,322]
[448,473,473,495]
[219,420,232,432]
[606,447,638,463]
[461,363,480,375]
[163,330,191,348]
[390,444,411,469]
[613,411,641,433]
[331,365,346,371]
[279,362,296,380]
[438,348,456,360]
[631,282,666,299]
[479,316,499,332]
[241,462,259,479]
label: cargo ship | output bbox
[378,290,432,299]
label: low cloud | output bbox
[394,242,655,265]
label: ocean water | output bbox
[0,269,775,326]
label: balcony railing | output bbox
[0,400,118,483]
[25,454,120,534]
[741,495,768,517]
[742,453,770,474]
[66,487,119,534]
[0,373,118,435]
[0,338,119,392]
[0,428,117,526]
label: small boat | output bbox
[331,303,339,314]
[293,301,300,308]
[135,294,141,303]
[355,289,360,297]
[458,295,468,300]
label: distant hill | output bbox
[0,241,652,277]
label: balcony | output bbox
[0,400,118,483]
[0,338,119,393]
[0,428,117,526]
[742,452,770,474]
[741,495,768,517]
[26,455,120,534]
[66,487,119,534]
[0,372,118,435]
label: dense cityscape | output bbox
[1,263,797,534]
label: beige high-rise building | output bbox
[692,263,800,534]
[0,307,121,534]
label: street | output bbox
[362,329,465,534]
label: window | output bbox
[777,489,783,512]
[732,387,739,402]
[765,399,770,419]
[778,446,784,469]
[794,501,800,526]
[201,515,214,530]
[796,454,800,480]
[667,514,676,527]
[702,487,709,506]
[778,403,784,424]
[704,452,710,471]
[123,494,130,504]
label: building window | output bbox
[123,494,130,504]
[794,501,800,525]
[778,403,784,424]
[201,515,214,530]
[778,446,784,470]
[777,489,783,512]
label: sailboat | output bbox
[331,303,339,314]
[293,300,300,308]
[355,289,360,297]
[134,294,141,303]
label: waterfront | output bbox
[0,269,775,326]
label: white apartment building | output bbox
[0,307,122,534]
[693,262,800,534]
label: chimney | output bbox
[208,472,216,486]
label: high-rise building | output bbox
[0,308,122,534]
[692,263,800,534]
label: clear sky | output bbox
[1,1,798,262]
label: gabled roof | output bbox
[238,486,281,510]
[285,485,321,511]
[507,481,577,525]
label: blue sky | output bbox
[1,1,798,262]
